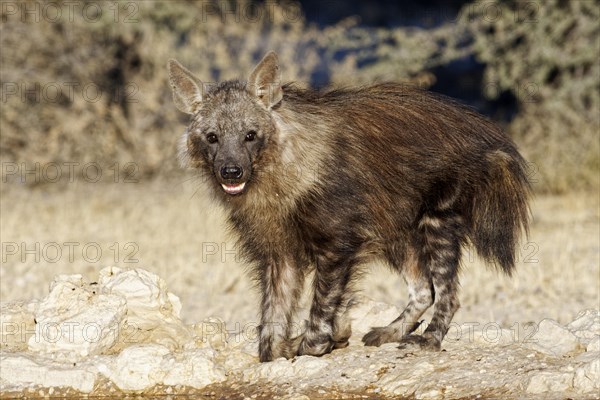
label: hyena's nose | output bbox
[221,165,243,180]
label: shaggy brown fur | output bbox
[168,52,531,362]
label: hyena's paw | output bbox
[297,333,335,357]
[333,337,350,350]
[259,336,294,362]
[362,327,400,347]
[397,334,441,351]
[285,334,304,358]
[259,344,275,362]
[332,322,351,350]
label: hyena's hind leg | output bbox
[362,250,434,346]
[398,211,464,351]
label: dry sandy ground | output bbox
[1,180,598,327]
[1,180,599,397]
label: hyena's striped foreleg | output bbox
[362,251,434,346]
[398,211,464,351]
[288,286,355,355]
[295,253,358,357]
[331,290,355,349]
[258,258,304,362]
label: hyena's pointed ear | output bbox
[248,51,283,109]
[168,59,204,114]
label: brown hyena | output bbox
[168,52,531,362]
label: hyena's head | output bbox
[168,52,282,196]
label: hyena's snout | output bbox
[220,165,243,180]
[215,156,252,195]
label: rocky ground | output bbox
[1,267,598,399]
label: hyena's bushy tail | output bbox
[469,149,532,275]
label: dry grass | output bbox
[1,1,597,193]
[1,179,598,331]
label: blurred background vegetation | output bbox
[1,0,598,193]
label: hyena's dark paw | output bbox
[333,316,352,350]
[285,334,304,358]
[362,327,400,347]
[297,333,335,357]
[259,345,274,362]
[397,334,441,351]
[333,338,350,350]
[259,336,294,362]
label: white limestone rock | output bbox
[567,309,600,349]
[0,353,96,393]
[525,319,582,357]
[99,266,193,351]
[241,355,330,382]
[378,360,435,396]
[99,344,171,391]
[27,274,126,360]
[97,344,225,392]
[471,326,518,347]
[586,336,600,352]
[15,267,194,361]
[2,268,599,398]
[0,300,37,352]
[574,355,600,393]
[162,349,226,388]
[568,309,600,336]
[526,371,574,394]
[193,317,229,350]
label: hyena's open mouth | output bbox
[221,182,246,195]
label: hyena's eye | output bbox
[245,130,257,142]
[206,133,218,144]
